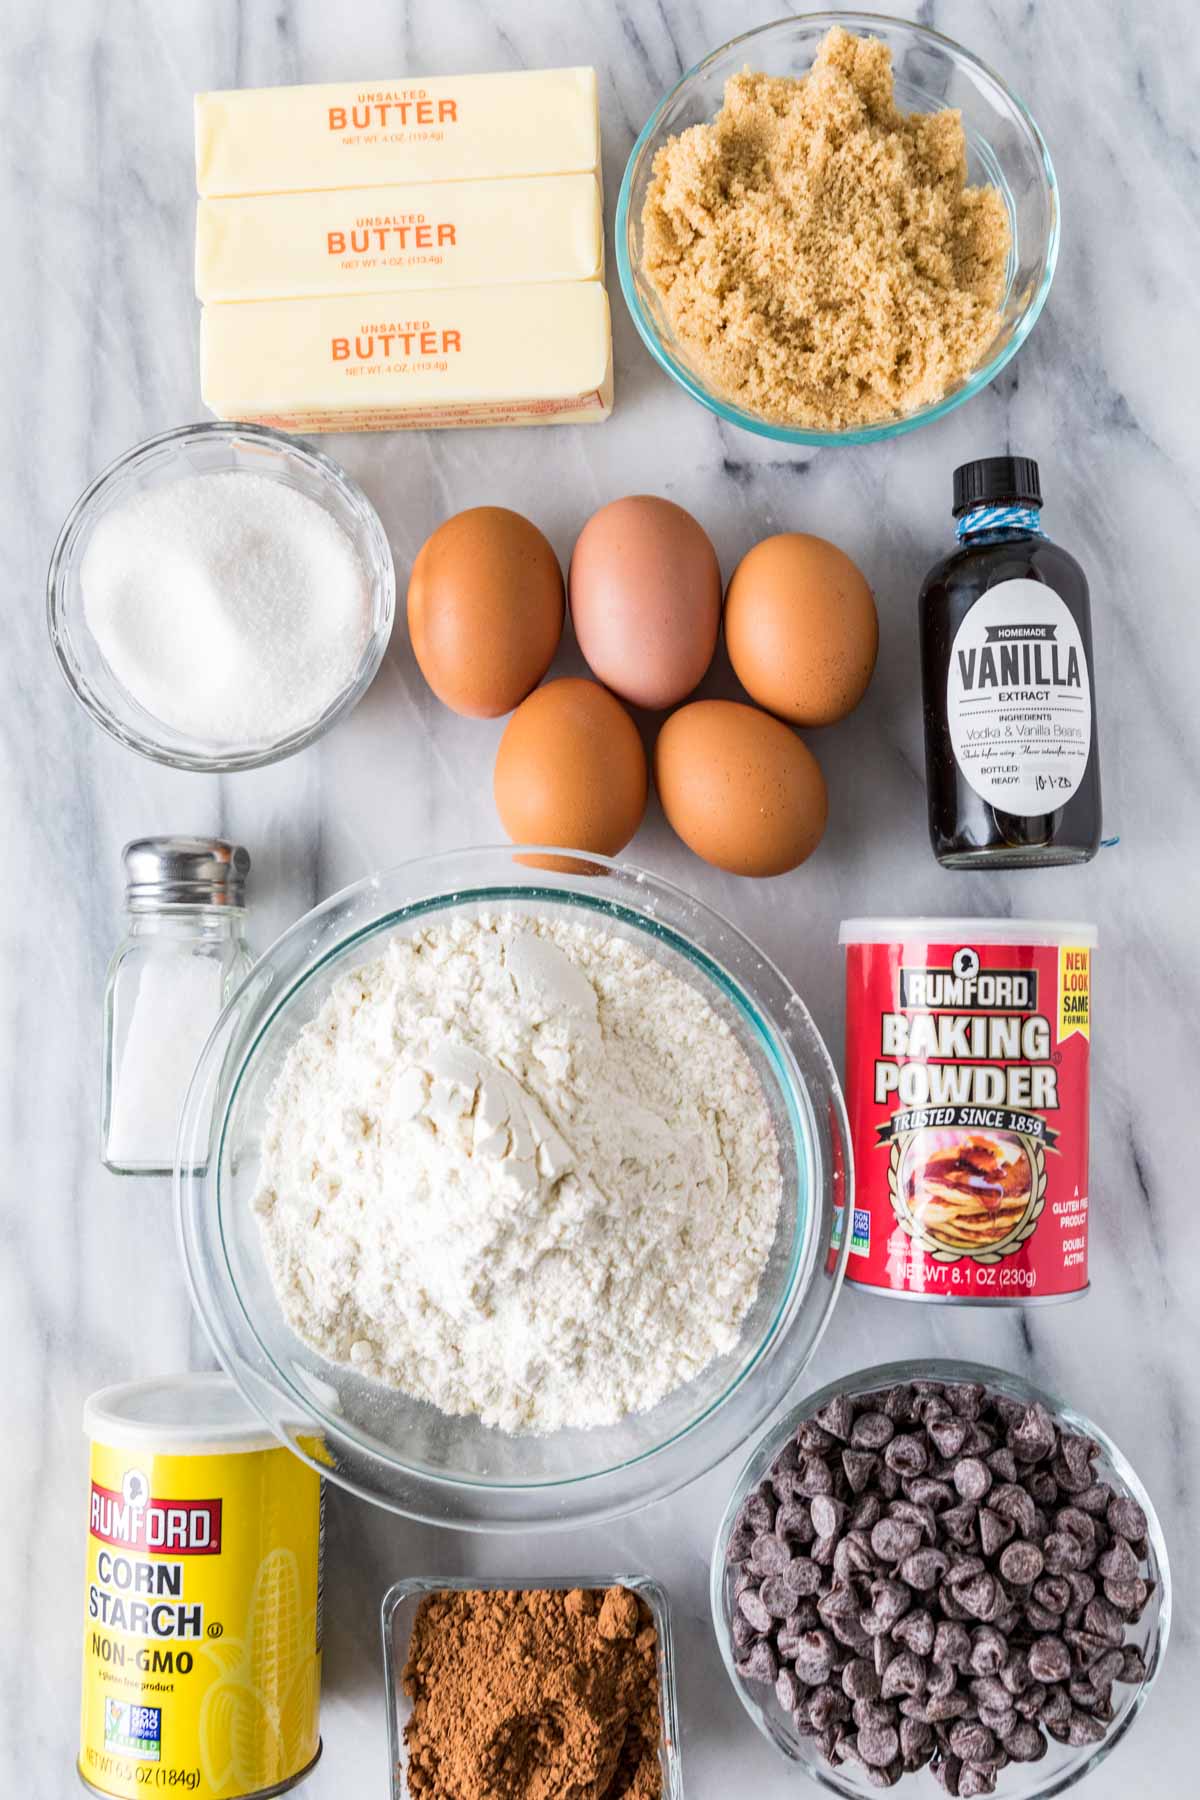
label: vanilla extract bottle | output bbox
[919,456,1102,868]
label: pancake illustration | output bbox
[899,1129,1033,1254]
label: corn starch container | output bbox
[79,1373,322,1799]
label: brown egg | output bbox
[407,506,564,717]
[725,533,877,726]
[569,495,722,710]
[494,678,648,857]
[654,700,827,877]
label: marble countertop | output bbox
[4,1,1196,1794]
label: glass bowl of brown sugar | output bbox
[381,1575,683,1798]
[616,13,1058,447]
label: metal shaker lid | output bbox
[122,836,250,909]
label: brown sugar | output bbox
[641,27,1011,430]
[401,1586,664,1799]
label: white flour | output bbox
[253,913,781,1433]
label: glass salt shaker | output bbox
[101,837,252,1175]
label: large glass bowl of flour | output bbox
[177,848,851,1529]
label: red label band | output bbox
[89,1482,223,1554]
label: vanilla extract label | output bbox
[947,577,1092,815]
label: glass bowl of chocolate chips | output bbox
[712,1360,1170,1797]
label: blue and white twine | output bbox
[956,503,1043,540]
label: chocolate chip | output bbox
[726,1523,755,1562]
[958,1768,997,1797]
[737,1587,773,1634]
[928,1416,970,1460]
[998,1540,1044,1586]
[775,1498,814,1543]
[798,1421,836,1456]
[872,1516,923,1562]
[1089,1647,1125,1691]
[758,1575,799,1618]
[736,1638,778,1683]
[900,1715,934,1768]
[1107,1493,1147,1540]
[793,1629,836,1686]
[852,1494,885,1533]
[986,1448,1018,1485]
[1027,1636,1071,1684]
[1031,1574,1070,1614]
[852,1411,896,1450]
[816,1394,854,1441]
[775,1666,800,1712]
[940,1501,980,1547]
[968,1628,1008,1677]
[953,1572,1003,1622]
[977,1508,1014,1560]
[811,1494,849,1539]
[927,1690,969,1722]
[1097,1534,1139,1582]
[797,1454,834,1497]
[1067,1708,1107,1746]
[843,1448,877,1493]
[1008,1402,1056,1463]
[881,1651,927,1700]
[886,1434,929,1477]
[949,1721,995,1763]
[841,1656,880,1700]
[933,1752,963,1794]
[893,1609,935,1657]
[1041,1531,1083,1574]
[999,1651,1032,1702]
[900,1547,949,1591]
[953,1458,992,1504]
[1103,1575,1148,1614]
[780,1554,823,1597]
[742,1487,776,1534]
[858,1723,901,1768]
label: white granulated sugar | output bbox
[253,914,782,1433]
[80,470,370,744]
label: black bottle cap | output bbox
[952,456,1043,517]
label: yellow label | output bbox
[1058,945,1091,1041]
[79,1439,322,1799]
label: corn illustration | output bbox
[199,1548,319,1792]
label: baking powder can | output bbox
[79,1373,323,1799]
[839,919,1095,1305]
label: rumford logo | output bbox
[90,1473,222,1554]
[898,949,1039,1013]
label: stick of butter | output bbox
[201,282,613,432]
[196,173,602,303]
[195,69,599,197]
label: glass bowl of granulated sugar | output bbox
[177,847,852,1530]
[48,421,394,770]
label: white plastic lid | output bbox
[83,1372,282,1456]
[839,918,1098,949]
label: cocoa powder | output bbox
[401,1586,664,1799]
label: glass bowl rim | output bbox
[615,9,1060,448]
[176,845,852,1528]
[380,1572,682,1797]
[46,418,396,772]
[709,1354,1172,1797]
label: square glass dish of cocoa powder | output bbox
[382,1574,683,1798]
